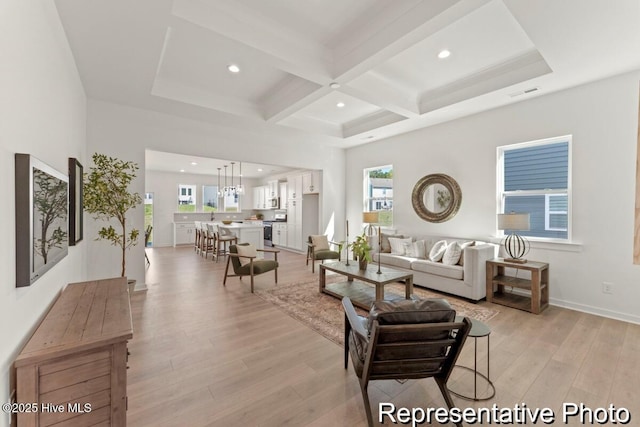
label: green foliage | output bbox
[368,169,393,178]
[349,232,372,262]
[84,153,142,277]
[33,170,68,264]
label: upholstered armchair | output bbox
[223,243,279,293]
[342,297,471,427]
[306,235,342,272]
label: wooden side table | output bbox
[486,258,549,314]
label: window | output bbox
[498,136,571,240]
[177,184,196,212]
[364,165,393,226]
[202,185,219,212]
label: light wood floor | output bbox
[128,246,640,426]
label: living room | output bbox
[2,0,640,426]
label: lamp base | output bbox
[504,257,527,264]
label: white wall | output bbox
[0,1,87,425]
[87,100,346,285]
[347,70,640,323]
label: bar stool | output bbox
[215,225,238,262]
[194,221,202,254]
[203,224,216,259]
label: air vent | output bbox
[509,87,540,98]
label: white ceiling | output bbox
[54,0,640,149]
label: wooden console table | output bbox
[15,277,133,426]
[486,259,549,314]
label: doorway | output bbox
[144,192,154,247]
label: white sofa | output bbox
[371,235,498,301]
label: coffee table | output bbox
[319,261,414,309]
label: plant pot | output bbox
[358,258,368,271]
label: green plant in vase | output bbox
[349,232,372,270]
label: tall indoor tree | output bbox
[84,153,142,277]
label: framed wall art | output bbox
[68,157,83,245]
[15,154,69,287]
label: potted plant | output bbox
[83,153,142,282]
[349,232,372,270]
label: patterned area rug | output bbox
[255,275,499,346]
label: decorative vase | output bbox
[358,258,368,271]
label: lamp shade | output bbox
[497,213,530,231]
[362,211,379,224]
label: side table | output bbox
[448,318,495,401]
[486,258,549,314]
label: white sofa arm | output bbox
[462,243,499,300]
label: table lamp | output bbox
[362,211,379,235]
[497,212,530,263]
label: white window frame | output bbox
[545,194,568,232]
[497,135,572,241]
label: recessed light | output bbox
[227,64,240,73]
[329,82,341,89]
[257,168,263,172]
[336,102,345,108]
[191,162,197,166]
[180,169,185,173]
[438,49,451,59]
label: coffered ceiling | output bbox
[55,0,640,148]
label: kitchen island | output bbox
[208,222,265,257]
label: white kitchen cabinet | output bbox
[273,223,287,247]
[174,222,195,246]
[302,170,321,194]
[267,180,279,199]
[279,182,288,209]
[287,174,303,200]
[286,198,303,250]
[253,185,269,209]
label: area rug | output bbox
[254,275,499,346]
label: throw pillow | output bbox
[429,240,448,262]
[310,235,330,251]
[381,233,404,253]
[404,240,426,259]
[389,237,412,255]
[457,241,476,266]
[236,244,257,266]
[442,242,463,265]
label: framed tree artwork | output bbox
[15,154,69,287]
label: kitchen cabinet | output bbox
[267,180,279,199]
[287,174,303,201]
[253,185,271,209]
[302,170,321,194]
[279,182,288,209]
[273,223,287,246]
[174,222,195,246]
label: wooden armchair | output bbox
[306,235,342,273]
[223,243,279,293]
[342,297,471,427]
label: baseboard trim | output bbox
[549,298,640,325]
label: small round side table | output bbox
[448,317,496,401]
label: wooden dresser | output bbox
[15,277,133,426]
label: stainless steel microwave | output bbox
[269,197,279,209]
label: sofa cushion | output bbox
[457,241,476,266]
[389,237,412,254]
[381,233,404,253]
[411,259,464,280]
[429,240,448,262]
[442,241,463,265]
[377,253,414,269]
[404,240,426,259]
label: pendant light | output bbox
[237,161,245,195]
[217,167,222,198]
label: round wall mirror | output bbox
[411,173,462,223]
